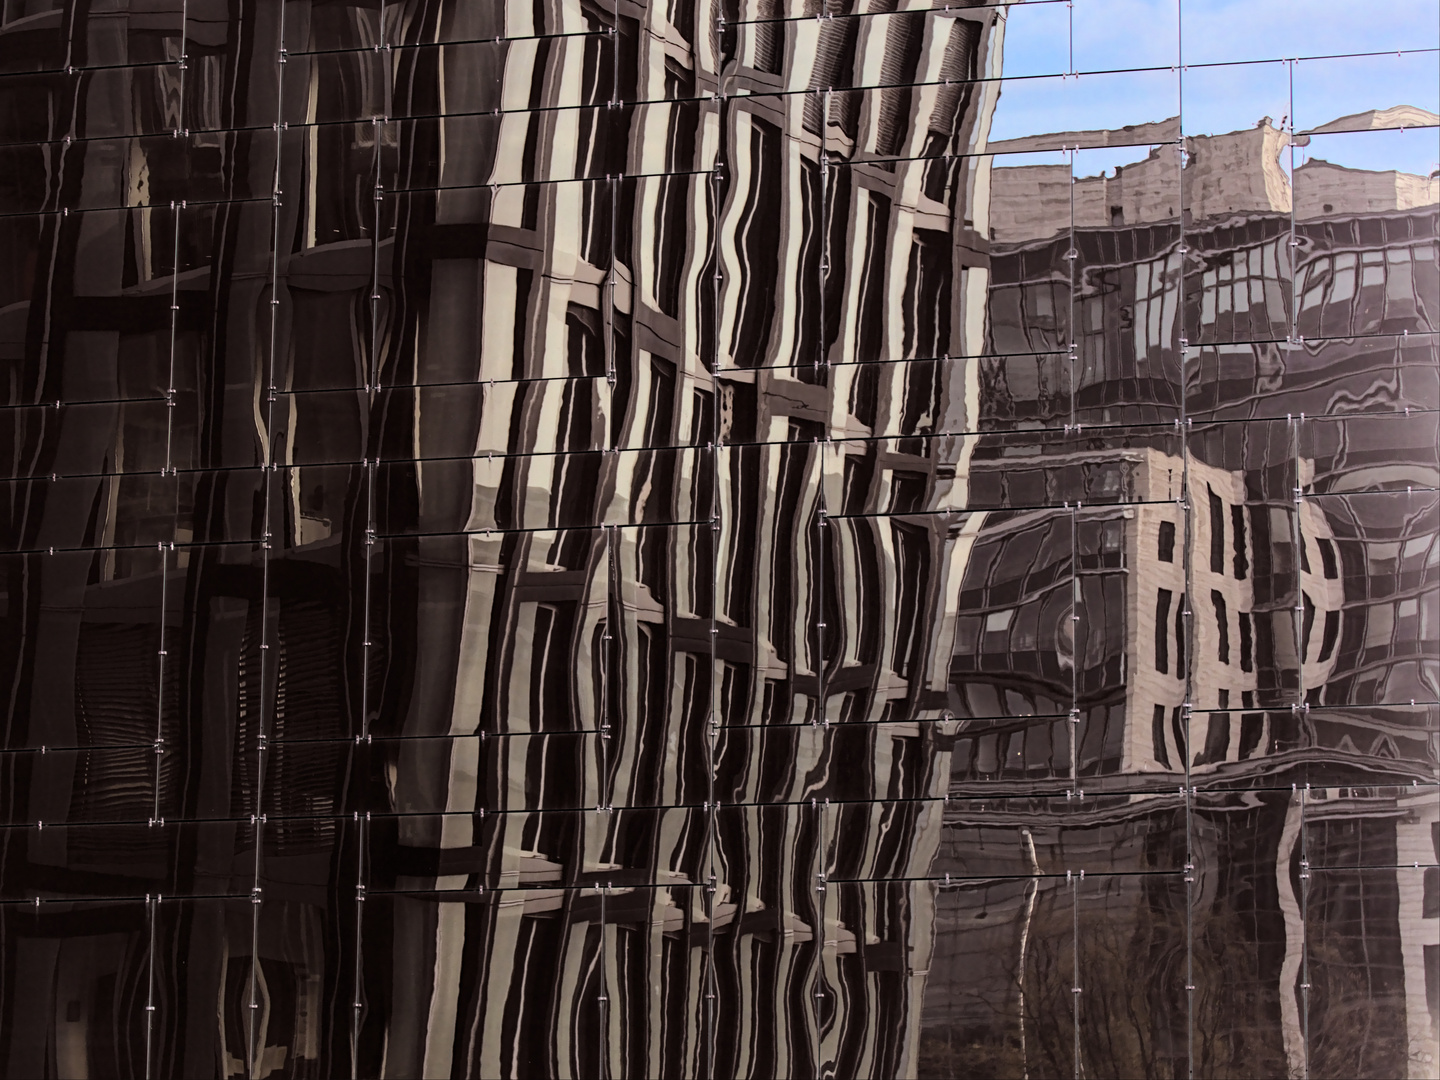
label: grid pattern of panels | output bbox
[0,2,1435,1078]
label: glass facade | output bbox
[0,1,1435,1077]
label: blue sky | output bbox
[990,0,1440,177]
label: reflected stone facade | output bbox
[0,2,1435,1079]
[929,106,1439,1078]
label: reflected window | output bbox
[1231,505,1249,579]
[1317,537,1339,579]
[1155,588,1172,673]
[1212,591,1230,665]
[1151,703,1171,768]
[1208,488,1225,573]
[1175,591,1187,675]
[1158,520,1175,563]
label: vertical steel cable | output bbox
[1283,58,1312,1080]
[703,5,727,1073]
[1291,408,1311,1080]
[246,3,289,1072]
[143,6,190,1074]
[1176,5,1198,1076]
[351,3,390,1072]
[811,73,833,1080]
[1298,782,1311,1080]
[598,4,621,1074]
[1067,141,1077,435]
[1070,867,1081,1078]
[1069,504,1079,788]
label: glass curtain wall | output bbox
[0,1,1434,1077]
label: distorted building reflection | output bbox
[923,107,1438,1076]
[0,2,1006,1076]
[0,2,1434,1079]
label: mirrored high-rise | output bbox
[0,2,1434,1078]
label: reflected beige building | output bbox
[989,107,1440,242]
[0,4,1434,1079]
[372,2,1012,1076]
[927,105,1438,1077]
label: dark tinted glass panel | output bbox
[0,1,1435,1075]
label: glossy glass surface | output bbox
[0,1,1435,1077]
